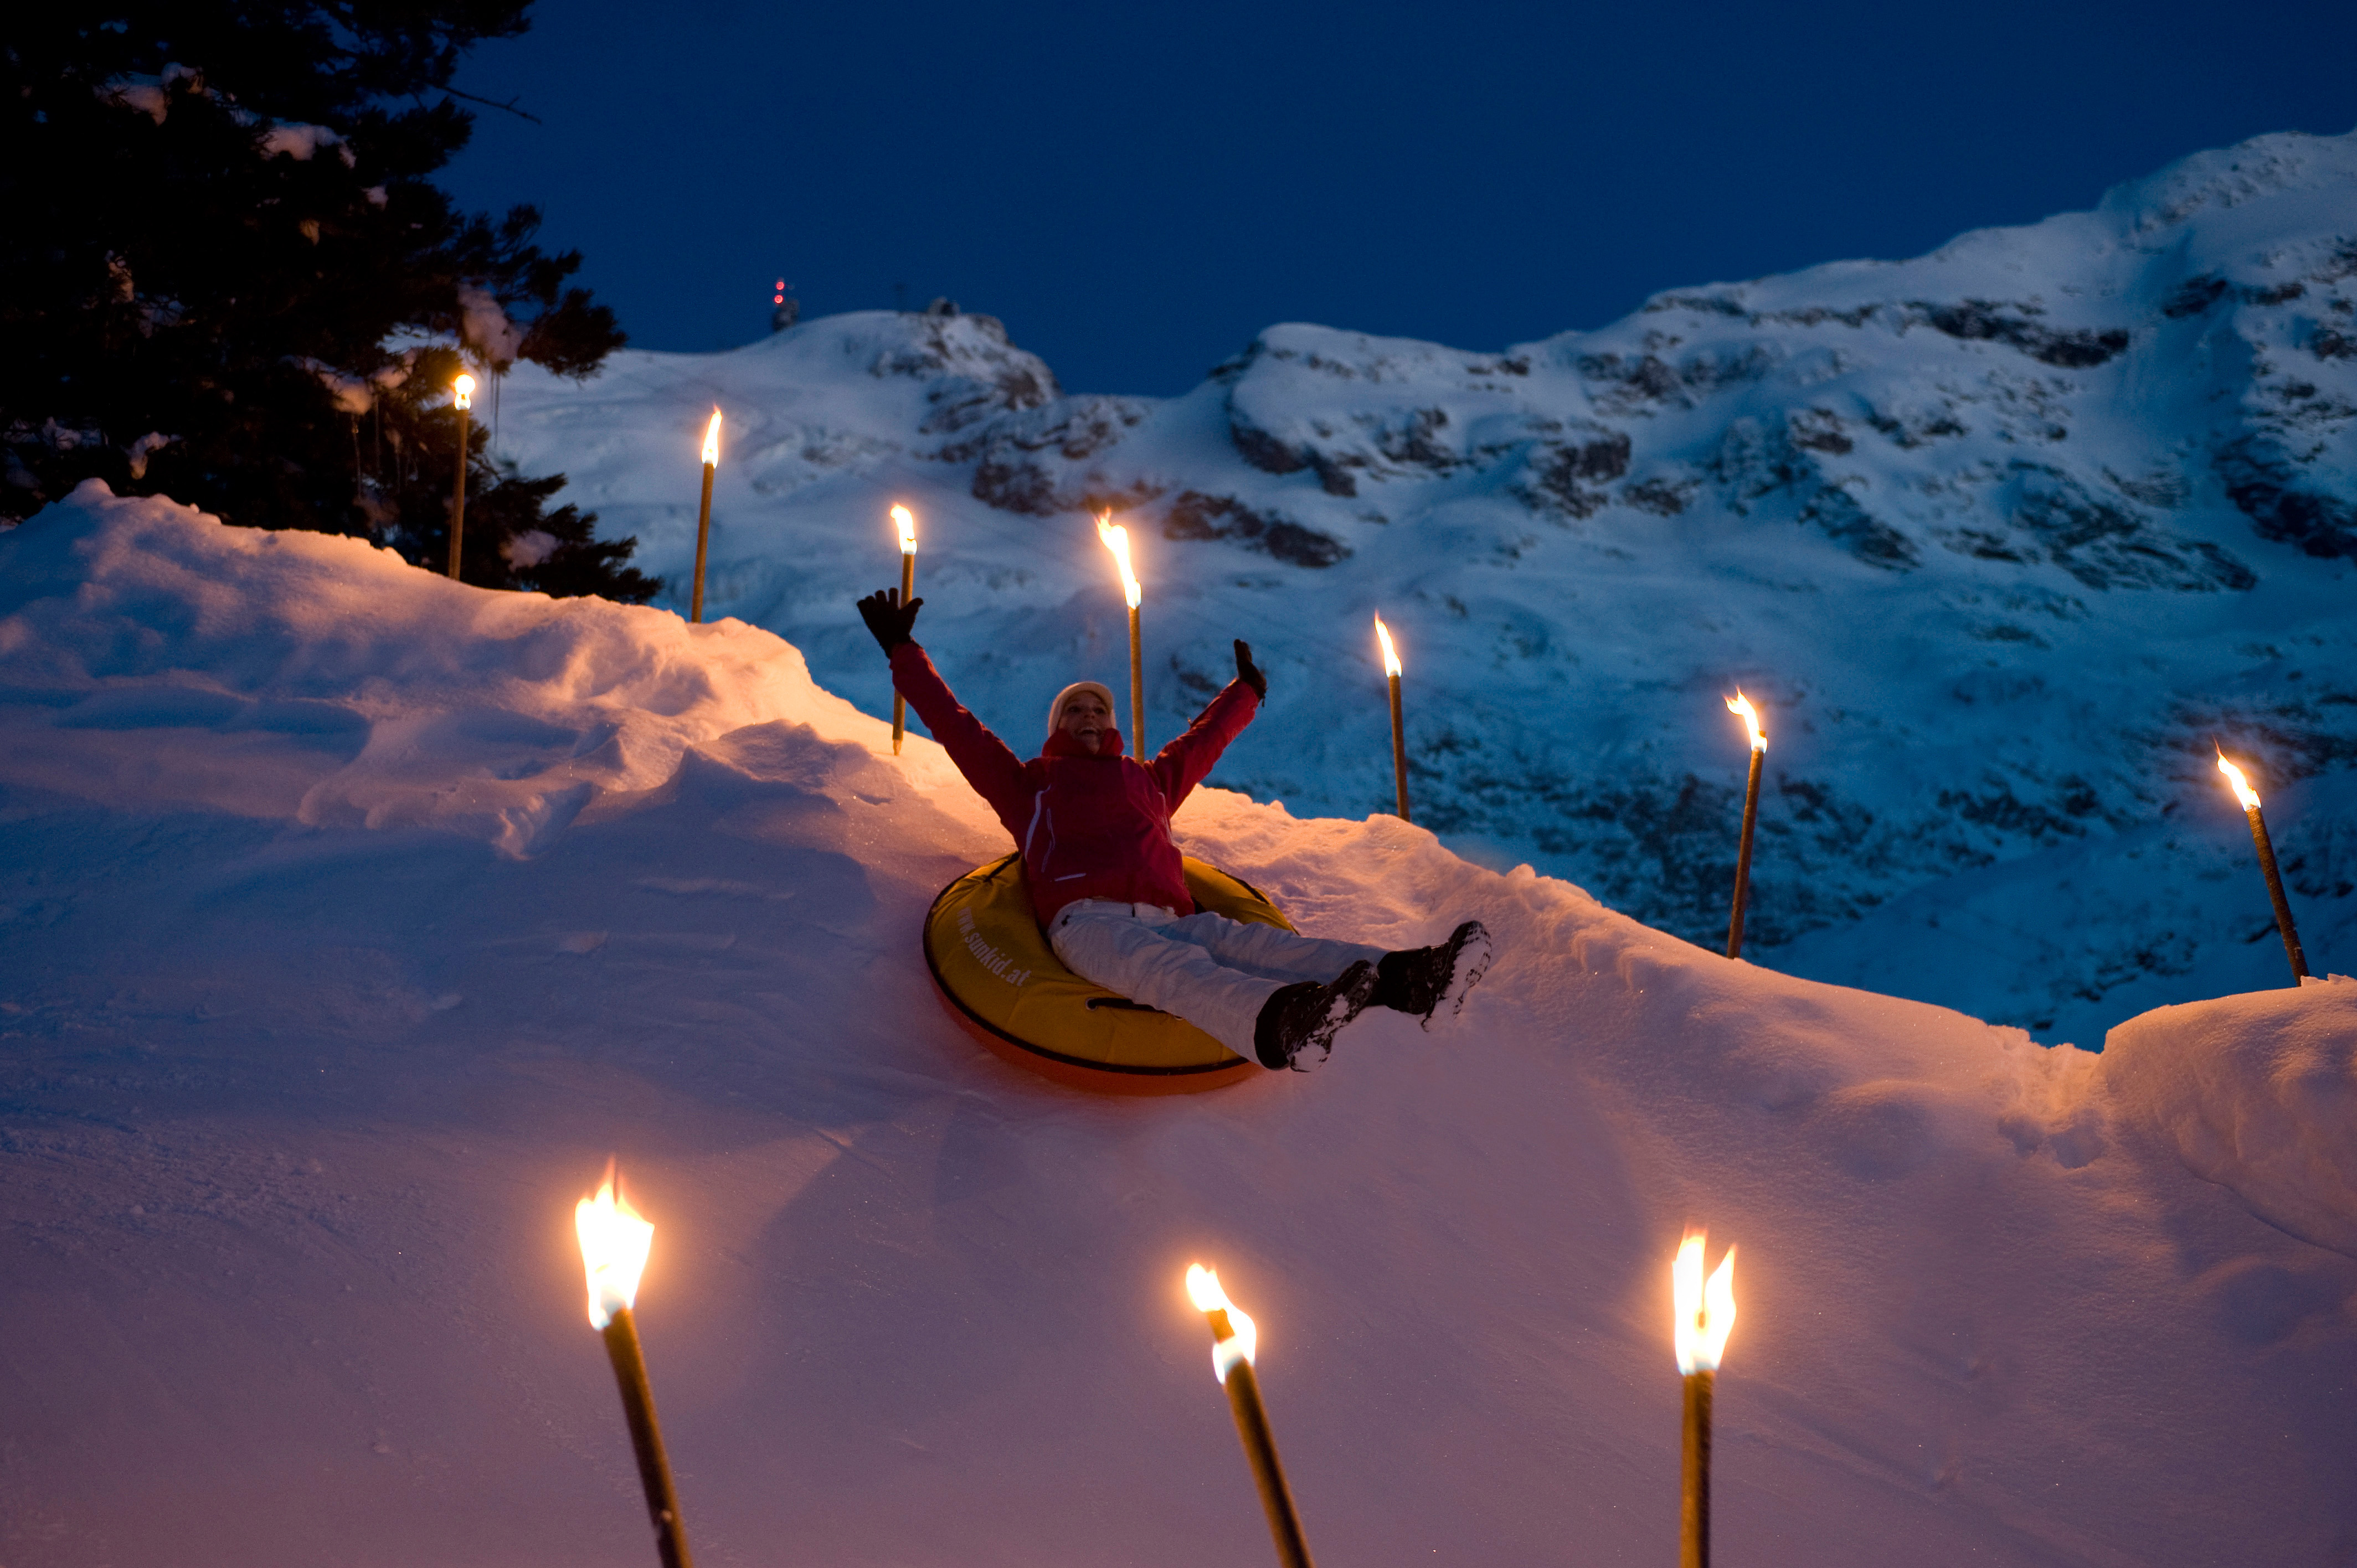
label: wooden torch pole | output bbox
[1129,603,1145,761]
[689,461,714,625]
[600,1306,696,1568]
[1223,1355,1314,1568]
[892,546,914,754]
[1726,745,1763,959]
[2245,802,2310,984]
[1680,1368,1713,1568]
[1388,670,1410,823]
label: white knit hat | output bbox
[1047,680,1118,736]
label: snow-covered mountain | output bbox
[4,485,2354,1565]
[491,127,2357,1046]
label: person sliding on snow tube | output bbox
[856,586,1493,1072]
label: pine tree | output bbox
[1,2,658,602]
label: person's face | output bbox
[1057,690,1113,754]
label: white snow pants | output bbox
[1048,899,1387,1066]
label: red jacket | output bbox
[890,642,1260,925]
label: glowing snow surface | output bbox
[1,485,2351,1565]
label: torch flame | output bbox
[574,1168,655,1330]
[453,373,475,411]
[892,504,917,555]
[701,408,722,468]
[1097,513,1141,609]
[1672,1231,1738,1375]
[1185,1263,1258,1383]
[1375,612,1402,678]
[2217,750,2261,811]
[1727,691,1766,752]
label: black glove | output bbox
[857,588,923,653]
[1234,638,1267,699]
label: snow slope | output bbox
[487,127,2357,1046]
[3,485,2353,1566]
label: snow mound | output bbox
[3,484,2356,1564]
[2107,973,2357,1258]
[0,481,917,854]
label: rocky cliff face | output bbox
[498,127,2357,1043]
[971,139,2356,593]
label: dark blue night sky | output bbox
[441,0,2357,396]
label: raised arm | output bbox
[1151,639,1266,812]
[857,589,1032,837]
[891,644,1031,828]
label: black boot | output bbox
[1371,920,1493,1030]
[1252,960,1380,1071]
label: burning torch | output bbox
[1186,1264,1315,1568]
[1375,613,1409,823]
[690,409,721,624]
[1098,513,1144,759]
[1725,692,1766,959]
[2217,750,2310,984]
[1672,1231,1737,1568]
[447,372,475,581]
[575,1170,696,1568]
[891,504,917,754]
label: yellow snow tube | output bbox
[923,853,1293,1094]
